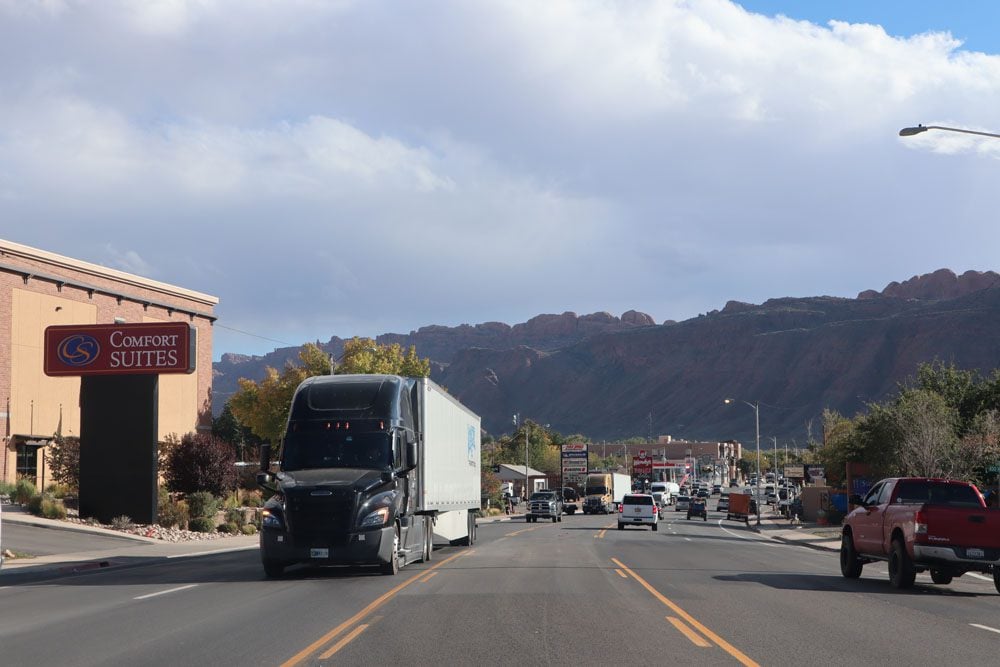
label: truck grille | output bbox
[284,488,355,545]
[530,501,554,513]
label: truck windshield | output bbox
[281,424,391,471]
[586,486,608,496]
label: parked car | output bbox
[675,495,691,512]
[841,477,1000,590]
[618,494,658,531]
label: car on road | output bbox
[675,495,691,512]
[526,490,563,523]
[618,494,658,531]
[652,491,670,512]
[712,484,722,495]
[717,494,730,512]
[687,497,708,521]
[696,489,710,499]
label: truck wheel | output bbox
[888,538,915,589]
[930,569,952,585]
[422,522,433,563]
[262,559,285,579]
[839,532,863,579]
[652,523,658,532]
[557,514,562,522]
[618,523,624,530]
[381,527,401,575]
[993,568,1000,594]
[551,516,557,523]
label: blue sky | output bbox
[2,1,999,360]
[739,1,1000,53]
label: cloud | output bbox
[2,0,1000,359]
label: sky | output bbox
[2,0,999,361]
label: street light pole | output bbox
[725,398,761,526]
[899,124,1000,139]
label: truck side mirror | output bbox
[257,443,273,488]
[404,440,418,472]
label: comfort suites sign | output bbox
[44,322,195,376]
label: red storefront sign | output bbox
[44,322,195,376]
[632,456,653,475]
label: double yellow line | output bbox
[611,558,759,667]
[281,549,472,666]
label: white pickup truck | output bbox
[618,493,659,531]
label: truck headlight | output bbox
[360,507,390,528]
[261,509,284,529]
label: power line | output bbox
[213,323,296,347]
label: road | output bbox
[4,508,1000,665]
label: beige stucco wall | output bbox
[1,238,218,486]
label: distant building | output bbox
[0,239,218,486]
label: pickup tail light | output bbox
[914,509,928,536]
[618,504,624,514]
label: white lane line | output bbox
[971,623,1000,635]
[967,573,992,582]
[134,583,198,600]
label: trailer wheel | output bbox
[262,559,284,579]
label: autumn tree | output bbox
[335,337,431,377]
[47,435,80,490]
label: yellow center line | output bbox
[420,571,438,583]
[614,569,627,578]
[506,527,537,537]
[668,616,711,647]
[612,557,759,667]
[281,549,470,667]
[317,624,368,660]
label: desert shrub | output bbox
[163,432,238,496]
[0,480,15,496]
[186,491,218,519]
[42,498,67,520]
[216,522,239,534]
[225,508,246,528]
[27,494,44,515]
[241,524,258,535]
[45,483,71,499]
[241,490,264,508]
[188,516,216,533]
[158,499,190,529]
[14,478,37,505]
[111,515,134,530]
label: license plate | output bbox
[310,548,330,559]
[967,548,985,559]
[633,507,641,513]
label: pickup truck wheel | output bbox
[262,559,285,579]
[618,523,624,530]
[551,516,557,523]
[930,569,952,585]
[839,533,863,579]
[557,514,562,522]
[652,523,658,531]
[888,538,915,589]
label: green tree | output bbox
[336,337,430,377]
[894,389,958,478]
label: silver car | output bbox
[675,495,691,512]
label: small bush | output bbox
[186,492,219,519]
[0,480,16,497]
[45,483,71,499]
[216,522,239,534]
[27,493,44,515]
[163,432,238,496]
[240,524,258,535]
[188,516,216,533]
[158,500,190,529]
[241,490,264,508]
[14,478,37,505]
[225,508,246,528]
[222,491,241,510]
[111,515,134,530]
[42,498,67,520]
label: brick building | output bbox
[0,238,218,487]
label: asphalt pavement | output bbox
[0,501,839,583]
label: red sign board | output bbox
[632,456,653,476]
[44,322,195,376]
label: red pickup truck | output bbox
[840,477,1000,591]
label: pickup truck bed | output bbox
[841,477,1000,591]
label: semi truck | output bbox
[582,472,631,514]
[256,374,481,577]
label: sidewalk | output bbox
[753,514,841,552]
[0,505,258,583]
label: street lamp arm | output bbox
[899,124,1000,139]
